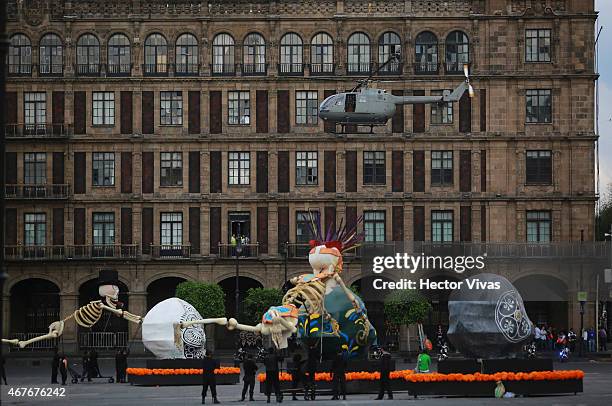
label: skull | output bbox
[260,306,298,349]
[98,284,120,308]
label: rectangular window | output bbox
[92,91,115,125]
[24,213,46,246]
[93,213,115,245]
[431,90,453,124]
[296,151,318,185]
[160,91,183,125]
[526,150,552,185]
[92,152,115,186]
[525,29,551,62]
[526,211,551,242]
[432,210,453,243]
[228,91,250,125]
[24,92,46,130]
[526,89,552,123]
[161,212,183,246]
[363,151,386,185]
[228,152,250,185]
[160,152,183,186]
[296,91,318,124]
[364,210,385,243]
[24,152,46,184]
[431,151,453,186]
[296,211,317,242]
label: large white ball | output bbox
[142,297,205,359]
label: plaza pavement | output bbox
[1,358,611,406]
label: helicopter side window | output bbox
[345,93,356,112]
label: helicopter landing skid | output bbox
[334,124,381,134]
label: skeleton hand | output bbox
[228,308,298,350]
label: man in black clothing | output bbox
[88,350,100,379]
[331,350,347,400]
[290,353,305,401]
[263,348,283,403]
[58,354,68,385]
[202,351,220,404]
[80,351,90,382]
[241,354,258,401]
[51,348,59,384]
[375,350,393,400]
[1,355,7,385]
[305,342,319,401]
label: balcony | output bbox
[241,63,267,76]
[143,63,169,77]
[75,63,101,77]
[309,63,335,76]
[6,123,72,138]
[5,184,70,199]
[150,244,191,259]
[210,64,237,76]
[4,245,139,261]
[347,63,373,75]
[218,243,260,258]
[414,62,440,75]
[106,63,132,77]
[174,63,200,76]
[445,61,470,75]
[8,64,32,76]
[377,61,403,75]
[278,63,304,76]
[38,64,64,76]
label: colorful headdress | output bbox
[306,210,364,253]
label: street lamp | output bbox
[235,239,243,319]
[283,241,288,283]
[579,294,586,357]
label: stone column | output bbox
[60,294,79,353]
[202,205,210,256]
[128,291,147,352]
[268,202,279,256]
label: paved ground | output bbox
[1,358,611,406]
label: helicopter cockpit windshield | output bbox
[319,93,345,112]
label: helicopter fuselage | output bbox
[319,88,397,125]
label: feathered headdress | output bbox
[306,210,364,253]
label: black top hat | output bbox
[98,268,119,286]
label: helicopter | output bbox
[318,54,474,133]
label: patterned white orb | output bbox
[142,298,205,359]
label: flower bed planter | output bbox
[130,373,239,386]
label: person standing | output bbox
[58,354,68,385]
[305,342,319,401]
[89,349,100,378]
[415,349,431,373]
[568,328,577,353]
[582,328,589,353]
[588,328,596,352]
[121,349,129,383]
[241,354,258,402]
[202,350,220,404]
[331,350,347,401]
[263,348,283,404]
[375,349,393,400]
[534,325,542,350]
[0,355,7,385]
[80,351,90,382]
[289,353,305,401]
[51,348,60,384]
[599,327,608,351]
[115,349,122,383]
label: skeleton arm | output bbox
[332,271,361,311]
[2,320,66,349]
[100,303,143,324]
[176,317,228,329]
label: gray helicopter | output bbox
[318,55,474,133]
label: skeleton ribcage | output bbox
[73,301,104,328]
[282,280,326,315]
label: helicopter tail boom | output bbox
[393,82,470,106]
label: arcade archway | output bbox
[351,275,394,348]
[10,278,60,337]
[146,277,187,310]
[514,274,568,329]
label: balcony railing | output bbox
[278,63,304,76]
[210,64,237,76]
[38,64,64,76]
[6,123,72,138]
[377,62,403,75]
[6,184,70,199]
[218,243,260,258]
[75,63,101,76]
[8,64,32,76]
[309,63,335,75]
[414,62,440,75]
[174,63,200,76]
[106,63,132,77]
[79,332,128,350]
[143,63,169,76]
[445,61,470,75]
[151,244,191,259]
[241,63,267,76]
[9,333,58,352]
[5,245,139,261]
[347,62,372,75]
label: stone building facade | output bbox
[3,0,607,352]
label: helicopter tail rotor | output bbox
[464,63,475,98]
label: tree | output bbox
[242,288,284,324]
[383,290,432,326]
[596,182,612,240]
[175,281,225,319]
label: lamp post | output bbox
[235,239,243,319]
[283,241,288,283]
[579,296,586,357]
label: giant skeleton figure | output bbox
[178,212,377,358]
[2,270,144,348]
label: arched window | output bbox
[243,33,266,75]
[415,31,438,74]
[175,33,199,75]
[9,34,32,75]
[212,33,235,75]
[378,31,401,74]
[107,34,131,76]
[311,32,334,75]
[144,33,168,75]
[445,31,469,74]
[76,34,100,76]
[347,32,370,74]
[279,33,303,75]
[39,33,63,75]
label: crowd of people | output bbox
[534,325,608,353]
